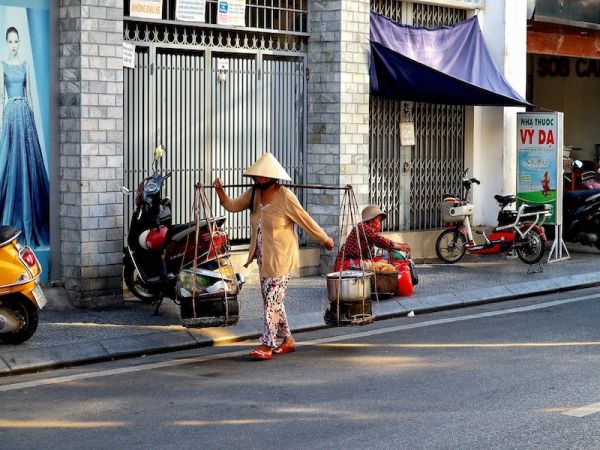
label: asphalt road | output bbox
[1,288,600,449]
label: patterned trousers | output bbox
[256,219,292,348]
[259,273,291,348]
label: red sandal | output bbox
[273,342,296,355]
[249,347,272,360]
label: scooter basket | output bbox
[440,201,474,224]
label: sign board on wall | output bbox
[516,112,564,225]
[176,0,206,22]
[123,42,136,69]
[217,0,246,26]
[130,0,163,19]
[400,122,415,146]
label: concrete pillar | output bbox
[59,0,124,306]
[466,0,528,225]
[307,0,370,264]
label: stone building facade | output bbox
[49,0,527,305]
[59,0,125,305]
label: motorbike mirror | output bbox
[154,145,166,161]
[121,186,132,196]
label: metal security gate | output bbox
[208,55,306,242]
[124,48,307,244]
[369,1,466,231]
[123,0,310,243]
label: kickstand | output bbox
[153,296,164,316]
[527,262,543,274]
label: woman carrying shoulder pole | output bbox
[213,152,334,360]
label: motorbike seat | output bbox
[0,226,20,245]
[494,195,516,207]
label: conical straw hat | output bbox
[243,152,292,181]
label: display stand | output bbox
[547,223,570,263]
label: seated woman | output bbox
[336,205,411,269]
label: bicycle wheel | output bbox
[516,228,545,264]
[435,228,467,263]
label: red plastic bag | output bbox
[392,260,413,296]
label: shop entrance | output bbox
[369,1,466,232]
[527,54,600,168]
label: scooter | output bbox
[557,189,600,249]
[564,159,600,191]
[435,172,551,265]
[0,226,46,344]
[122,145,243,304]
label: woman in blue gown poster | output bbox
[0,2,50,258]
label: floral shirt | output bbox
[337,222,396,260]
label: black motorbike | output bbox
[122,146,242,304]
[549,160,600,250]
[559,189,600,250]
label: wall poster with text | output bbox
[0,0,51,280]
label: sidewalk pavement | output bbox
[1,244,599,375]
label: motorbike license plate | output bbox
[32,285,47,309]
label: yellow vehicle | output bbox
[0,226,46,344]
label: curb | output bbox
[1,272,599,376]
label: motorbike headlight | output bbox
[17,272,31,283]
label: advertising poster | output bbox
[516,112,564,225]
[217,0,246,26]
[176,0,206,23]
[0,0,51,280]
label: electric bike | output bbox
[435,173,551,265]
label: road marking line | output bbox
[0,292,598,393]
[562,402,600,417]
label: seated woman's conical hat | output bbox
[243,152,292,181]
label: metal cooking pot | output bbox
[326,270,374,303]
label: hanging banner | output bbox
[516,111,564,225]
[217,0,246,26]
[0,0,51,280]
[130,0,163,19]
[176,0,206,22]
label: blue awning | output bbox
[370,13,532,107]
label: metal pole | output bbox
[198,182,352,191]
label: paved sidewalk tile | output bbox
[552,272,600,289]
[0,357,12,374]
[1,341,108,373]
[372,299,407,318]
[418,292,463,310]
[460,285,513,304]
